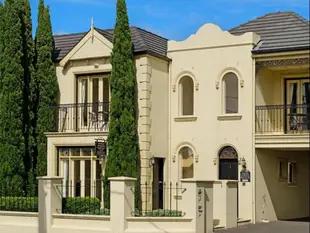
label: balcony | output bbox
[55,102,110,133]
[255,104,310,148]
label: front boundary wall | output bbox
[0,177,238,233]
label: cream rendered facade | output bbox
[47,21,309,226]
[167,24,260,224]
[47,29,169,208]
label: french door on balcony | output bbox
[77,74,109,131]
[285,78,310,132]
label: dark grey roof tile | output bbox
[54,26,168,61]
[229,11,310,53]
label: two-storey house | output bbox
[46,11,309,226]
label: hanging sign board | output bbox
[240,170,251,182]
[95,139,107,158]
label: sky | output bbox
[26,0,310,40]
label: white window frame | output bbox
[288,161,297,185]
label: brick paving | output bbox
[217,221,309,233]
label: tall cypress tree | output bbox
[0,2,4,90]
[104,0,140,208]
[0,0,25,195]
[21,0,35,195]
[34,0,58,177]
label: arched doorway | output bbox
[219,146,239,218]
[219,146,238,180]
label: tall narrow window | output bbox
[92,78,99,114]
[179,146,194,179]
[179,76,194,116]
[223,73,239,114]
[81,79,88,126]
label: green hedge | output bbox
[62,197,109,215]
[0,197,38,212]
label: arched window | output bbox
[179,146,194,179]
[223,73,239,114]
[219,146,238,180]
[179,76,194,116]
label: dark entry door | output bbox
[219,159,238,180]
[219,158,239,218]
[152,158,164,210]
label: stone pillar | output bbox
[181,179,215,233]
[37,176,63,233]
[136,56,152,211]
[225,181,238,228]
[109,177,136,233]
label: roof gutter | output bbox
[252,46,309,55]
[252,48,310,60]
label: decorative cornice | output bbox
[256,57,310,73]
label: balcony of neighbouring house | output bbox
[255,104,310,148]
[55,101,110,133]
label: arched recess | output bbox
[173,71,199,92]
[218,145,239,180]
[179,146,194,179]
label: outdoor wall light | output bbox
[149,156,155,167]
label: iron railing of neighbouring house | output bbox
[255,104,310,133]
[54,101,110,133]
[134,181,186,217]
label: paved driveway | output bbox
[218,221,309,233]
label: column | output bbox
[225,181,238,228]
[38,176,63,233]
[136,57,152,211]
[181,179,215,233]
[109,177,136,233]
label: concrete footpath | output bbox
[217,220,309,233]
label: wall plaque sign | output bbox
[240,170,251,182]
[95,139,107,158]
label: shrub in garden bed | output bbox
[62,197,109,215]
[0,197,38,212]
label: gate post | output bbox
[181,179,215,233]
[109,177,136,233]
[37,176,63,233]
[225,181,238,228]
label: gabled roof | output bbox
[229,11,310,54]
[53,26,168,61]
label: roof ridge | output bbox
[228,11,297,32]
[54,31,87,37]
[130,27,148,50]
[131,26,168,41]
[229,12,274,32]
[288,12,310,27]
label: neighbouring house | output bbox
[47,11,309,226]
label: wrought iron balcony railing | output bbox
[55,102,110,133]
[255,104,310,134]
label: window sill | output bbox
[217,114,242,121]
[174,116,197,122]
